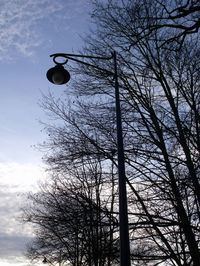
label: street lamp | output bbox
[46,51,131,266]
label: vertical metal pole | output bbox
[113,51,131,266]
[59,250,62,266]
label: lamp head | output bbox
[46,64,70,85]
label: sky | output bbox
[0,1,92,265]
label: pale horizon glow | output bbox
[0,162,46,191]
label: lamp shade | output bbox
[46,65,70,85]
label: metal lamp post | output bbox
[46,51,131,266]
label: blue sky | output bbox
[0,1,92,265]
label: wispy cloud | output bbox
[0,1,58,58]
[0,0,91,60]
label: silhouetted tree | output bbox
[91,0,200,50]
[24,1,200,265]
[68,1,200,264]
[23,158,119,266]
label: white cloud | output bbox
[0,162,45,264]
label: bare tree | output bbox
[24,0,200,265]
[65,1,200,265]
[23,157,119,266]
[91,0,200,50]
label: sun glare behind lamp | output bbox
[46,64,70,85]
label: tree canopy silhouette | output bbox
[24,1,200,265]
